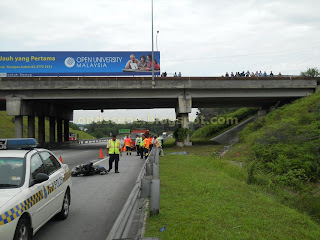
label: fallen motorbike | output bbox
[71,162,107,177]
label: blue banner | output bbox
[0,51,160,77]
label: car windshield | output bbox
[0,157,25,188]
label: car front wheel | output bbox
[56,190,70,220]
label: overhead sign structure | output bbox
[118,129,131,134]
[0,51,160,77]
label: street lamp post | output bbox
[156,30,159,52]
[151,0,155,86]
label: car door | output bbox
[39,151,65,217]
[28,153,50,230]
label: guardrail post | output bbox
[149,153,155,164]
[152,163,159,179]
[150,148,156,156]
[141,176,152,198]
[146,162,153,176]
[149,147,160,216]
[155,147,160,164]
[150,179,160,216]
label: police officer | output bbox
[135,135,142,156]
[140,134,146,159]
[107,134,122,173]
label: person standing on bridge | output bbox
[107,134,122,173]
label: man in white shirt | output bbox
[125,54,139,70]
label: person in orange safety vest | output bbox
[124,135,132,155]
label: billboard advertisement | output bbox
[0,51,160,77]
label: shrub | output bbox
[173,128,189,142]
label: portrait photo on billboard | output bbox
[123,52,160,73]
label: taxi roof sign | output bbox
[0,138,38,150]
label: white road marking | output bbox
[93,157,109,165]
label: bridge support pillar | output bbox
[38,117,45,143]
[176,94,192,146]
[28,116,35,138]
[57,119,63,143]
[64,120,70,142]
[49,117,56,143]
[15,116,24,138]
[6,97,23,138]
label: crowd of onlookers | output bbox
[224,71,282,77]
[159,71,284,78]
[161,71,182,77]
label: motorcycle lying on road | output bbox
[71,162,108,177]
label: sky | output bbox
[1,0,320,123]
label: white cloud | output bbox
[1,0,319,121]
[1,0,319,75]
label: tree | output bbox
[69,122,80,131]
[194,108,238,129]
[301,67,320,78]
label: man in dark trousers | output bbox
[107,134,122,173]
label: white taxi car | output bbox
[0,138,72,240]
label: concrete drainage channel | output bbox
[106,148,161,240]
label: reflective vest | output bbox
[156,137,162,146]
[144,138,150,149]
[136,137,142,145]
[139,138,145,147]
[108,139,121,154]
[124,138,131,147]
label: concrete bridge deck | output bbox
[0,76,318,109]
[0,76,318,143]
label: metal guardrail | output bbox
[106,147,160,240]
[78,139,107,144]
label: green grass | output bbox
[163,137,176,148]
[146,92,320,239]
[191,107,258,140]
[164,144,223,156]
[145,151,320,239]
[164,136,223,147]
[232,91,320,222]
[0,111,94,141]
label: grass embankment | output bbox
[0,111,94,140]
[146,93,320,239]
[224,91,320,223]
[190,107,258,142]
[163,137,176,148]
[144,146,320,239]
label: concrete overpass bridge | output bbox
[0,76,319,144]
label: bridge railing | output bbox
[1,76,318,81]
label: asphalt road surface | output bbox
[33,142,145,240]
